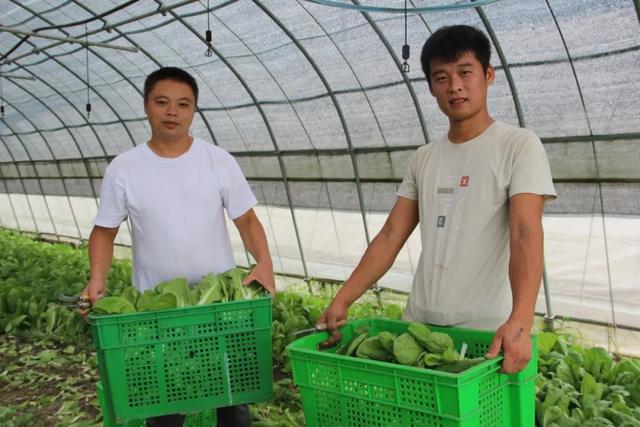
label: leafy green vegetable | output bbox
[196,273,226,305]
[583,347,613,382]
[347,332,369,356]
[383,304,403,320]
[407,322,431,348]
[156,277,191,308]
[224,268,247,301]
[138,293,177,312]
[580,372,604,406]
[441,348,460,364]
[538,332,559,357]
[393,333,423,366]
[424,331,454,354]
[92,297,136,315]
[241,281,269,300]
[536,332,640,426]
[355,337,391,361]
[377,331,395,353]
[423,352,442,367]
[120,287,140,306]
[582,417,615,426]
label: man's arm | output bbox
[233,209,276,294]
[486,193,545,373]
[319,197,419,345]
[82,225,120,305]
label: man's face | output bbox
[144,79,196,140]
[428,51,494,123]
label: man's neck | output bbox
[448,113,495,144]
[148,135,193,158]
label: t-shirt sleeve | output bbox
[509,133,557,201]
[221,154,257,219]
[94,163,128,228]
[396,149,419,201]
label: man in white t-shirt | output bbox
[82,67,272,426]
[319,25,556,374]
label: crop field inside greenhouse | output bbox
[1,1,639,426]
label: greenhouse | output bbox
[1,0,639,426]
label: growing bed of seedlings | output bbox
[1,229,638,427]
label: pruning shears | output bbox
[58,293,92,310]
[294,320,347,338]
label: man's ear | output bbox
[428,81,435,96]
[486,65,495,86]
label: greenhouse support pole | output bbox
[0,26,138,56]
[256,0,373,290]
[0,74,34,80]
[353,0,430,145]
[0,169,21,230]
[545,1,617,346]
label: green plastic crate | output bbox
[90,296,272,423]
[97,382,217,427]
[287,318,537,427]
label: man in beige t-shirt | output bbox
[319,25,556,374]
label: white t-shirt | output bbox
[397,121,557,330]
[94,138,257,291]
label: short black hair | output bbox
[420,25,491,86]
[143,67,199,103]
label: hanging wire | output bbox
[85,24,92,118]
[0,66,5,119]
[401,0,410,73]
[204,0,213,57]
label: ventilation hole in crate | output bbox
[344,379,369,398]
[121,320,158,344]
[215,309,253,332]
[371,384,395,403]
[314,390,343,427]
[160,324,188,340]
[398,377,437,411]
[225,331,260,393]
[407,409,444,427]
[309,363,339,390]
[346,398,402,426]
[479,371,499,394]
[479,387,503,426]
[194,321,216,336]
[124,345,160,407]
[470,342,490,358]
[164,336,223,402]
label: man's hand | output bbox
[485,318,532,374]
[242,262,276,295]
[317,296,350,348]
[78,278,106,319]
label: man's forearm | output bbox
[239,216,272,266]
[88,226,118,284]
[508,228,544,330]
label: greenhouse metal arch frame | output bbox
[1,0,639,330]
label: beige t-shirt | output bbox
[397,121,556,330]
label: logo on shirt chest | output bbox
[459,176,470,187]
